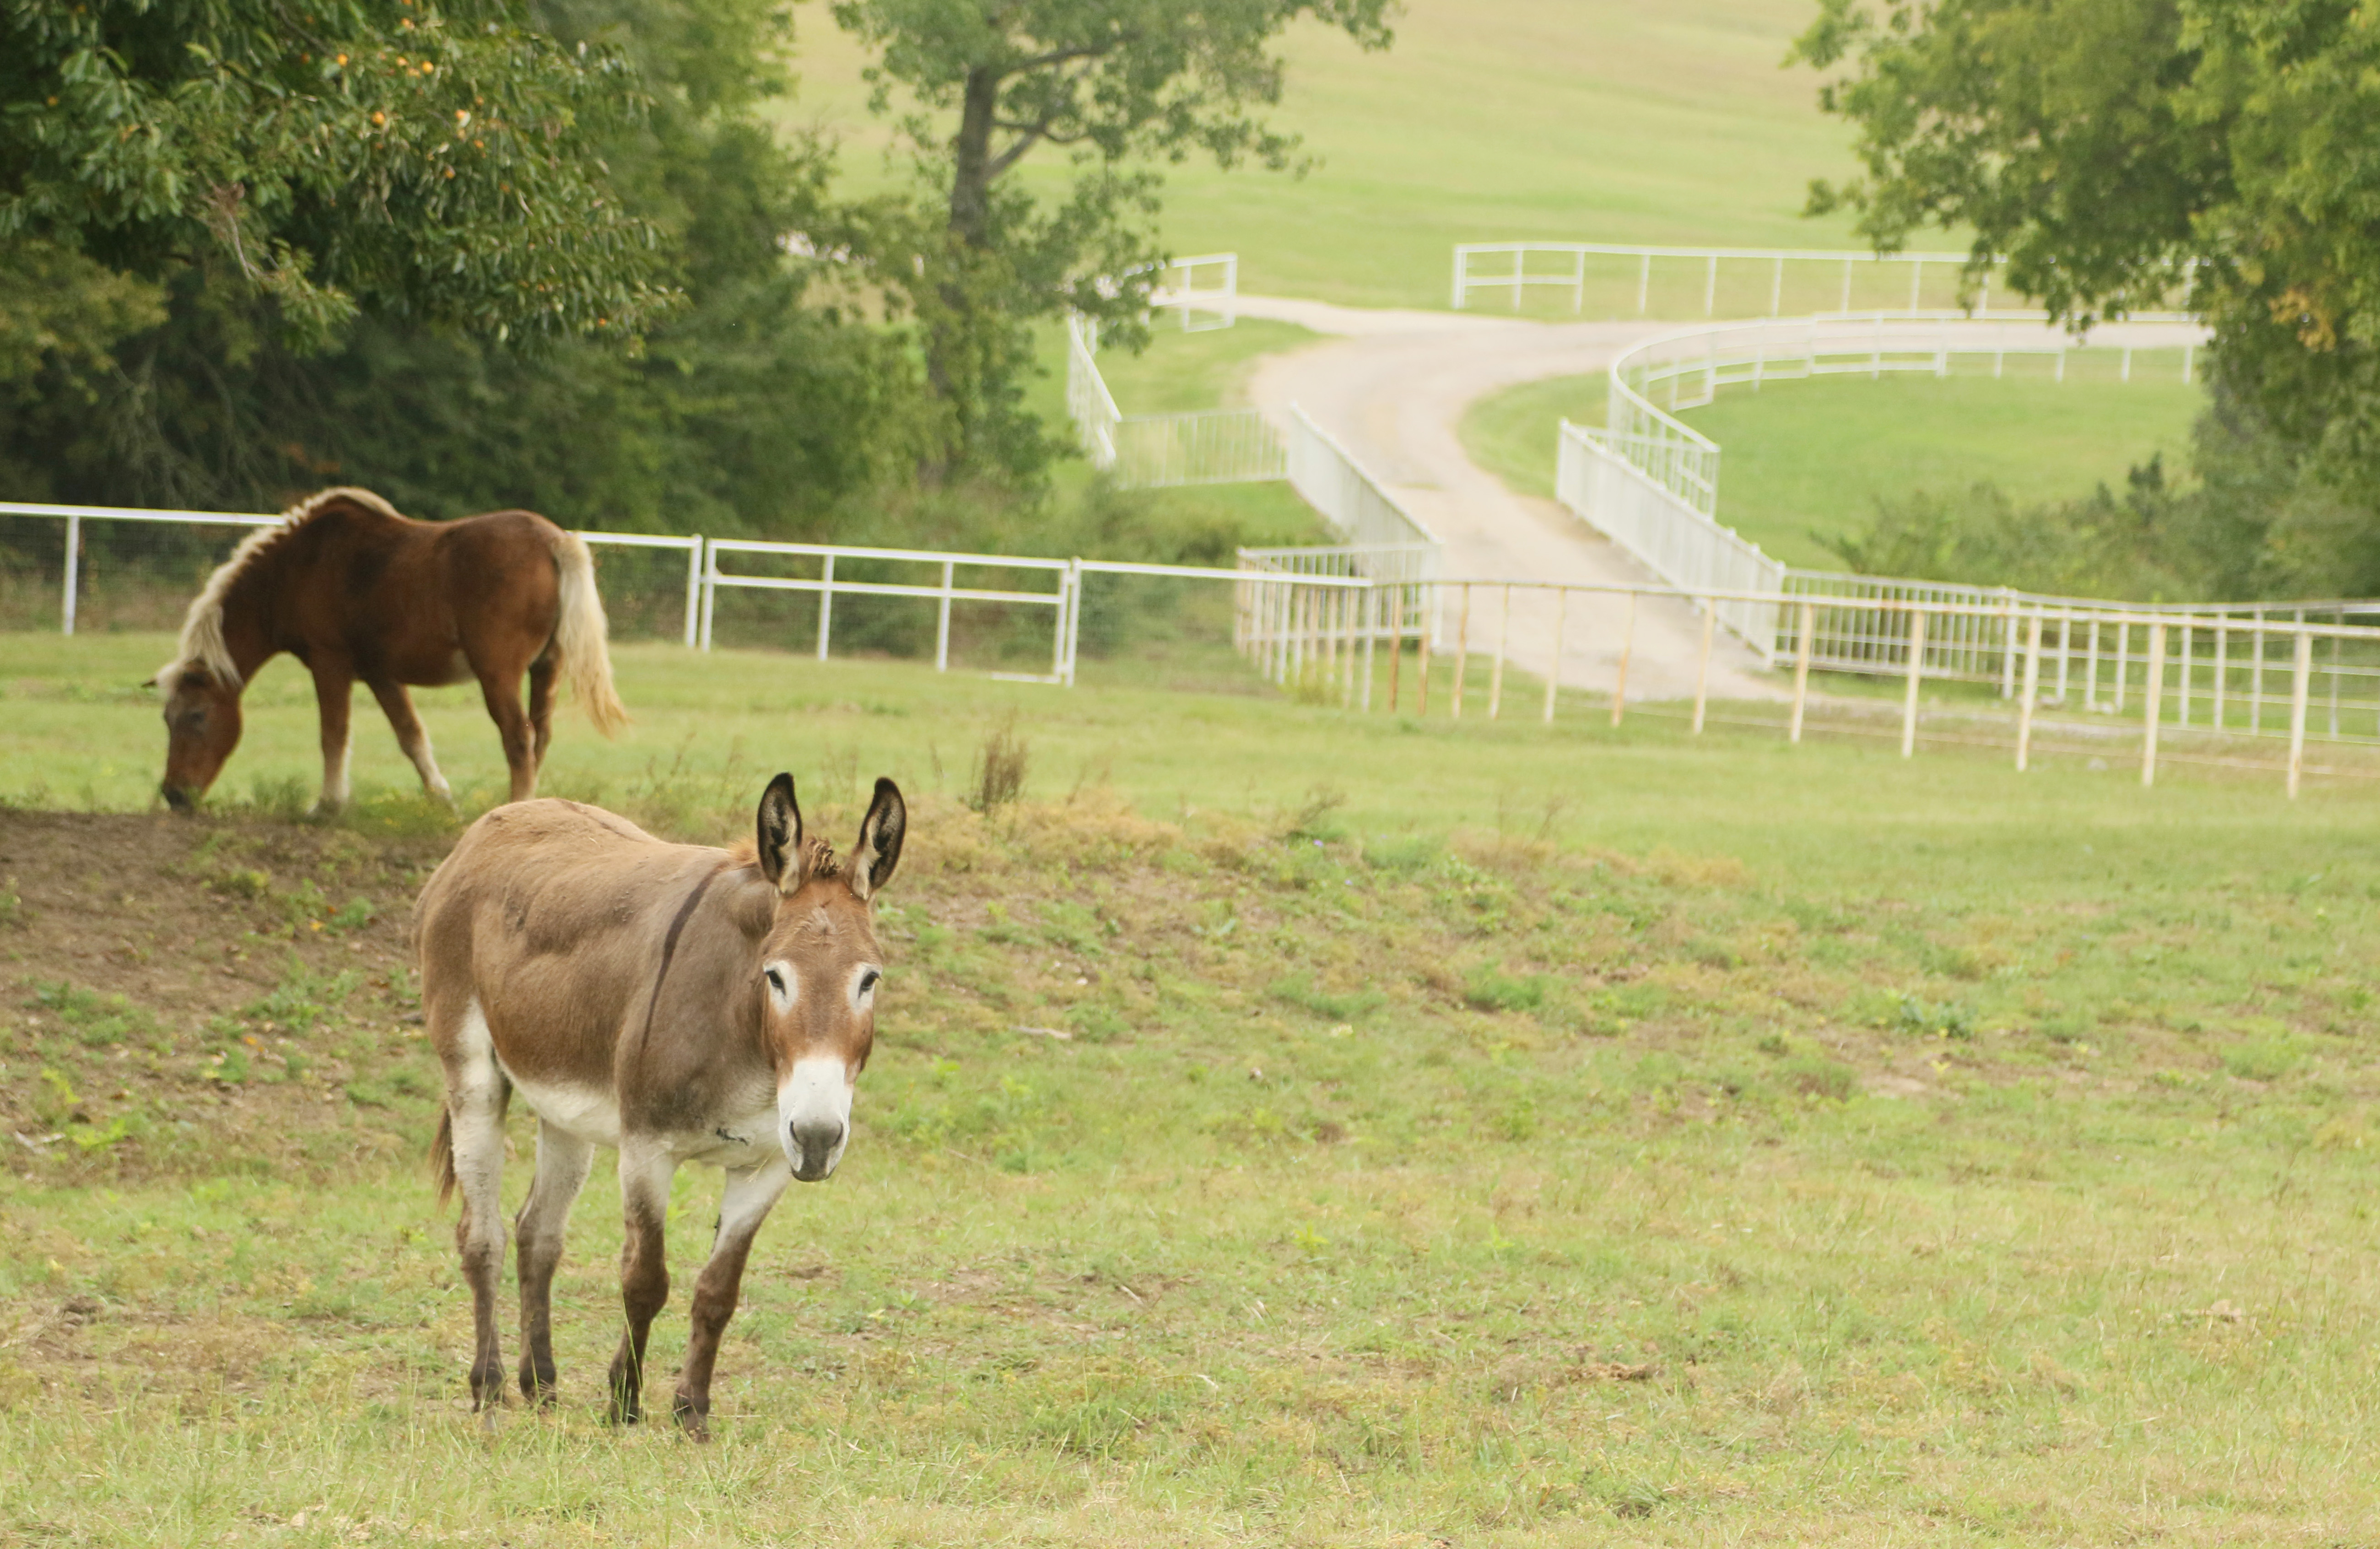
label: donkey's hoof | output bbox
[671,1394,711,1441]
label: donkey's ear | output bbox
[849,777,907,901]
[755,773,804,893]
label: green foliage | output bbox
[1792,0,2380,590]
[826,0,1393,476]
[3,0,675,345]
[0,0,932,523]
[1830,457,2210,600]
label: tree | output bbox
[1793,0,2380,587]
[3,0,678,352]
[829,0,1394,476]
[0,0,939,521]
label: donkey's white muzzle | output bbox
[779,1055,854,1182]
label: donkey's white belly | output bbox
[501,1064,623,1150]
[501,1061,782,1167]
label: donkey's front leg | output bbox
[607,1141,676,1425]
[673,1159,792,1439]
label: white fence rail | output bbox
[16,496,2380,797]
[1601,315,2207,521]
[1153,252,1239,331]
[1553,316,2214,662]
[1555,426,1783,653]
[1453,242,2199,321]
[2,500,705,646]
[1284,408,1442,555]
[1064,312,1285,487]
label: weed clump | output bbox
[970,718,1029,815]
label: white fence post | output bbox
[699,540,718,651]
[60,513,79,636]
[2288,629,2312,798]
[936,559,955,671]
[2142,622,2167,787]
[681,538,703,648]
[815,553,835,661]
[2016,610,2042,771]
[1901,608,1926,758]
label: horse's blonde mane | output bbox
[158,486,401,694]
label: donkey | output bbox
[415,773,906,1436]
[154,486,626,814]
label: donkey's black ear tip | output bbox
[872,776,902,801]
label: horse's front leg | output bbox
[673,1158,792,1440]
[607,1140,676,1425]
[308,658,356,814]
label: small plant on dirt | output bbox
[2222,1038,2299,1083]
[1269,973,1386,1023]
[1894,994,1975,1040]
[1280,784,1346,843]
[29,982,157,1047]
[1780,1054,1859,1101]
[0,876,21,926]
[970,718,1029,815]
[243,959,360,1035]
[1465,965,1550,1015]
[210,868,271,900]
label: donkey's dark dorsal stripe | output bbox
[418,776,909,1436]
[155,486,628,815]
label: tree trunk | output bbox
[948,65,1001,248]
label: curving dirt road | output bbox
[1232,295,2208,708]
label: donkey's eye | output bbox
[858,969,881,996]
[764,967,787,996]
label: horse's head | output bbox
[153,661,243,812]
[750,772,907,1183]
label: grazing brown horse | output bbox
[416,773,907,1436]
[154,486,626,813]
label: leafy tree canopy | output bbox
[827,0,1393,477]
[2,0,678,353]
[1793,0,2380,464]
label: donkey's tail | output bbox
[431,1106,457,1208]
[548,528,628,737]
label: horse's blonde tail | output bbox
[549,530,628,737]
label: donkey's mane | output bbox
[158,486,401,694]
[729,836,842,880]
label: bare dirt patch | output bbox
[0,809,449,1179]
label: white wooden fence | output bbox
[1452,242,2199,321]
[1556,316,2212,658]
[1064,312,1285,487]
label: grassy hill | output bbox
[781,0,1871,308]
[9,634,2380,1542]
[1463,356,2207,570]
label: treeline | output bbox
[1832,379,2380,602]
[1800,0,2380,603]
[0,0,1388,559]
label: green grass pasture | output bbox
[785,0,1872,308]
[8,637,2380,1543]
[1463,356,2208,569]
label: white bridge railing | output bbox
[1554,315,2212,659]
